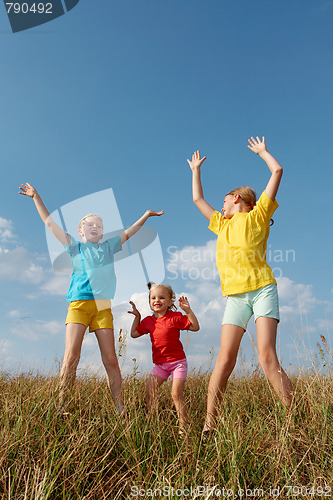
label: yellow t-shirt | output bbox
[208,190,278,296]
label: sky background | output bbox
[1,0,333,379]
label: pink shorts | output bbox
[150,358,188,381]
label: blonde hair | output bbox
[227,186,256,211]
[147,282,177,311]
[227,186,274,225]
[78,213,103,231]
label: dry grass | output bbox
[0,366,332,499]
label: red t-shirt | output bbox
[136,310,191,364]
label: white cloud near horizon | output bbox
[10,319,63,341]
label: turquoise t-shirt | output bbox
[64,235,122,302]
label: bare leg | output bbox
[256,317,293,406]
[171,378,187,431]
[145,375,165,412]
[204,324,244,431]
[95,328,124,413]
[60,323,86,403]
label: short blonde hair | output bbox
[227,186,256,211]
[147,282,177,311]
[78,213,103,231]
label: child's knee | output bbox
[258,350,278,372]
[216,355,236,377]
[146,378,158,397]
[63,352,80,369]
[102,354,119,371]
[171,382,185,401]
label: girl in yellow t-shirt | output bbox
[188,136,293,433]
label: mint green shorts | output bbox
[222,284,279,330]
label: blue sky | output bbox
[1,0,333,378]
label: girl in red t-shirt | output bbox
[129,283,199,435]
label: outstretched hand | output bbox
[19,182,37,198]
[128,301,141,318]
[247,136,267,155]
[187,150,207,171]
[145,210,164,218]
[178,296,191,313]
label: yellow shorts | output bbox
[66,300,114,332]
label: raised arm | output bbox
[19,183,70,246]
[178,296,200,331]
[128,301,142,338]
[187,151,215,220]
[247,137,283,201]
[119,210,164,245]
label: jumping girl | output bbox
[129,283,199,434]
[187,136,293,433]
[19,182,163,413]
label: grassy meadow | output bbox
[0,338,332,499]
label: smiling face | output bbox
[78,215,103,243]
[149,286,173,317]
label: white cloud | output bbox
[7,310,21,318]
[0,217,16,241]
[0,337,21,372]
[315,319,333,338]
[0,217,71,296]
[10,319,63,341]
[0,247,45,284]
[41,273,70,296]
[277,276,325,315]
[166,240,219,283]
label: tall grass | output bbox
[0,364,332,499]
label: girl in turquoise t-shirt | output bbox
[19,182,163,413]
[187,136,293,434]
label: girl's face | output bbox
[79,216,103,243]
[150,286,173,316]
[222,194,236,218]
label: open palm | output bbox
[19,182,37,198]
[187,150,207,171]
[247,136,267,155]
